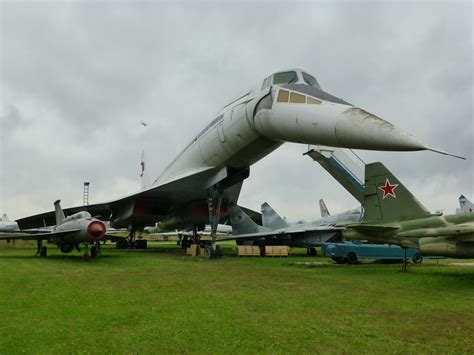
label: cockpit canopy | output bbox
[68,211,92,221]
[261,69,321,91]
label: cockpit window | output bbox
[265,75,272,88]
[74,211,91,219]
[273,71,298,85]
[302,72,321,89]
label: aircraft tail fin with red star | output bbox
[362,162,431,223]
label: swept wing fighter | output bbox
[343,163,474,258]
[261,201,361,229]
[16,69,452,258]
[229,203,345,253]
[1,201,107,259]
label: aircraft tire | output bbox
[91,246,98,258]
[347,252,358,264]
[412,253,423,264]
[136,240,148,249]
[40,246,47,257]
[116,239,129,249]
[205,246,213,259]
[307,247,317,256]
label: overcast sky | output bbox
[1,1,472,223]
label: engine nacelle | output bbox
[87,220,106,241]
[419,237,474,258]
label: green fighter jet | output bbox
[343,162,474,259]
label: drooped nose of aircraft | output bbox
[87,220,106,241]
[254,84,427,151]
[334,107,425,151]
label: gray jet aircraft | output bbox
[229,202,347,254]
[316,199,362,224]
[261,201,361,229]
[0,214,19,232]
[1,201,107,259]
[15,69,457,259]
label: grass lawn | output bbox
[0,241,473,353]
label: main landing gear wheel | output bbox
[91,245,99,258]
[205,246,213,260]
[136,239,147,249]
[116,238,129,249]
[307,247,317,256]
[205,245,223,260]
[40,246,47,257]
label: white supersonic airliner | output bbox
[16,69,460,258]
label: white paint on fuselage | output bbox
[151,68,425,194]
[0,221,19,232]
[0,214,19,232]
[154,86,272,185]
[52,211,95,244]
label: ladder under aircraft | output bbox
[304,145,365,204]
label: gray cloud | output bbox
[1,1,472,221]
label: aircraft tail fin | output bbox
[228,204,272,235]
[457,195,474,213]
[1,214,10,222]
[319,199,330,218]
[54,200,66,225]
[261,202,289,230]
[363,162,431,223]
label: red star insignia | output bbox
[378,179,399,199]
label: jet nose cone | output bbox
[87,220,106,241]
[335,107,426,151]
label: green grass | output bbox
[0,242,473,354]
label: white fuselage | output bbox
[154,87,276,186]
[0,221,19,232]
[152,69,425,191]
[50,211,106,249]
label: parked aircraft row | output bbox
[228,201,361,255]
[3,68,469,260]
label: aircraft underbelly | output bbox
[419,237,474,258]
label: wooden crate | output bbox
[186,245,198,256]
[265,246,274,256]
[265,246,289,257]
[238,245,261,256]
[280,246,290,256]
